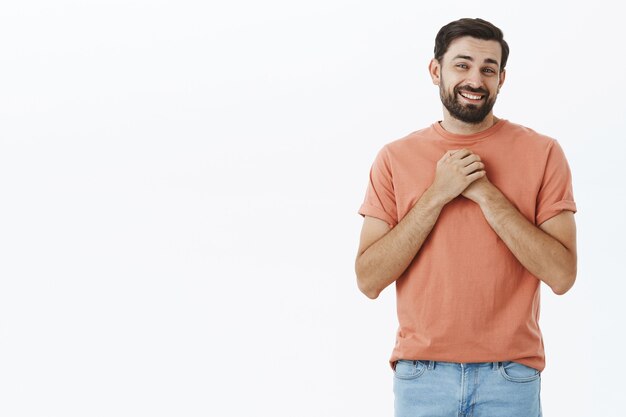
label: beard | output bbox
[439,74,497,124]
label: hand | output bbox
[429,149,486,204]
[461,173,494,203]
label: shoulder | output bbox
[383,125,436,155]
[502,120,556,144]
[500,120,560,155]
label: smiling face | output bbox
[429,36,506,125]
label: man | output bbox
[355,18,577,417]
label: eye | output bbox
[482,68,496,74]
[456,63,468,69]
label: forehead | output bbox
[443,36,502,64]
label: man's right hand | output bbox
[429,149,486,204]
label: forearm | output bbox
[476,187,576,294]
[356,187,447,299]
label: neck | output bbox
[439,113,500,135]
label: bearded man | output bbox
[355,17,577,417]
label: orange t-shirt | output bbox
[358,119,577,372]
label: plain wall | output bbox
[0,1,622,416]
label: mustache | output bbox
[455,85,489,95]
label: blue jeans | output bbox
[393,360,542,417]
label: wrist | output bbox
[422,186,451,210]
[476,183,500,208]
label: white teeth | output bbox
[460,92,482,100]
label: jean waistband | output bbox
[418,360,503,370]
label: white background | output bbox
[0,1,623,416]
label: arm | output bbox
[355,187,447,299]
[465,181,577,295]
[355,148,485,299]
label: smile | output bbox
[459,91,484,101]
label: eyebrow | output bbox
[452,54,499,66]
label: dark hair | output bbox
[434,18,509,71]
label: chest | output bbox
[391,143,545,224]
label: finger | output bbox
[461,155,482,167]
[450,149,473,160]
[467,170,486,181]
[463,161,484,174]
[443,149,462,158]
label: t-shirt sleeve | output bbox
[358,146,398,228]
[535,139,577,225]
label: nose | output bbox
[464,68,484,89]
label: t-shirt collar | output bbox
[433,118,508,143]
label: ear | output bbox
[428,58,441,85]
[498,68,506,91]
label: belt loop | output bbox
[428,360,435,370]
[492,361,499,370]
